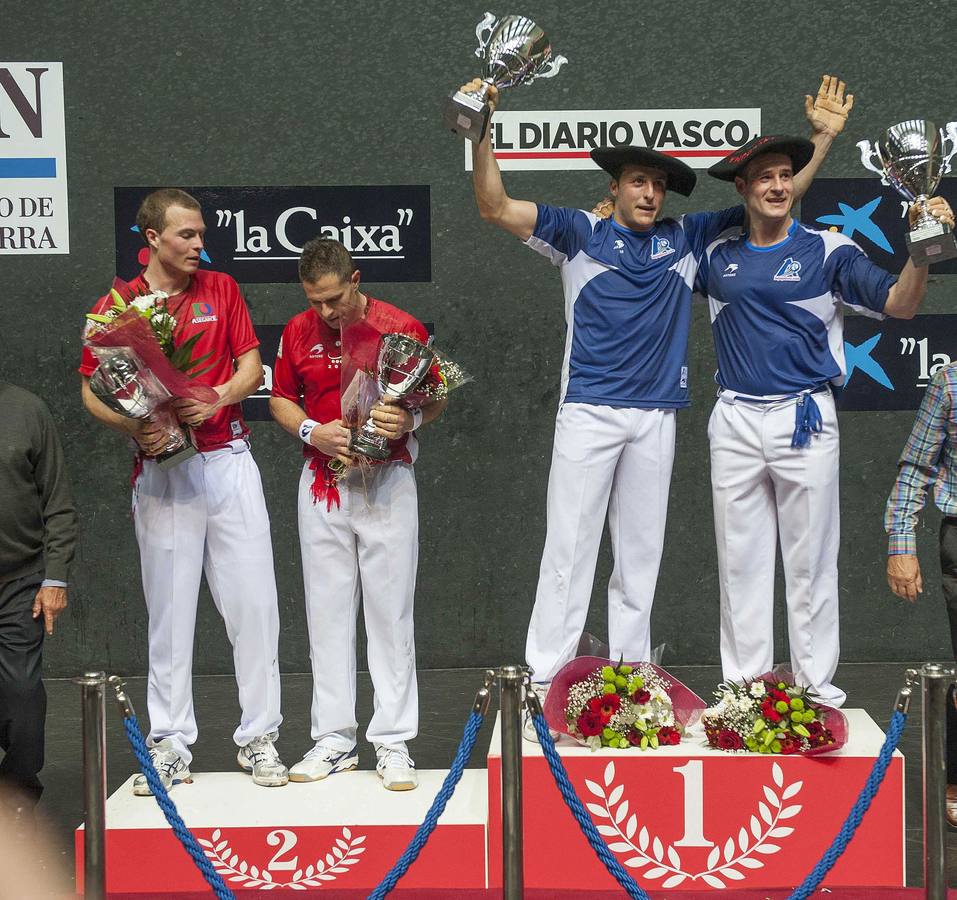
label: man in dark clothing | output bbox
[0,381,77,819]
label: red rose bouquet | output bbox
[702,671,847,756]
[544,656,706,751]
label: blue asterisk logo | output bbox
[816,197,893,253]
[844,333,893,389]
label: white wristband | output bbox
[298,418,319,445]
[410,409,424,432]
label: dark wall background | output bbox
[3,0,956,678]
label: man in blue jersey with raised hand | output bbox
[701,135,954,705]
[464,75,853,733]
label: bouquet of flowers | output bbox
[543,656,707,751]
[83,278,218,467]
[701,672,847,756]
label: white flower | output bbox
[749,682,767,698]
[130,290,168,312]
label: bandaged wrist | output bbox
[298,418,319,445]
[410,409,424,432]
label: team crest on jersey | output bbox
[650,236,675,260]
[773,257,802,282]
[309,342,325,359]
[722,263,738,277]
[613,239,625,252]
[191,301,217,324]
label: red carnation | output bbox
[578,710,603,737]
[761,700,782,723]
[806,720,832,744]
[631,689,651,704]
[716,729,744,751]
[627,728,643,746]
[587,696,605,714]
[599,693,622,720]
[778,737,800,754]
[657,726,681,746]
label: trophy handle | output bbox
[941,121,957,176]
[530,53,568,81]
[474,11,497,57]
[856,139,891,186]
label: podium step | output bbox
[488,708,904,891]
[76,769,487,893]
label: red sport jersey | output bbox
[272,296,428,464]
[79,270,260,451]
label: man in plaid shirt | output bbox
[885,363,957,826]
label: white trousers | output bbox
[709,391,845,706]
[298,461,418,751]
[525,403,676,683]
[133,442,282,764]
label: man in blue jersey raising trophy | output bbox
[463,75,853,734]
[701,135,953,705]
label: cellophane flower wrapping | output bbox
[84,278,218,405]
[543,656,707,751]
[701,667,847,756]
[83,277,219,452]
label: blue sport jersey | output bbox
[526,203,744,408]
[701,220,897,395]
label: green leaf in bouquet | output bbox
[109,288,128,312]
[86,313,114,324]
[169,332,206,371]
[186,356,219,380]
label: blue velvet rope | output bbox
[369,709,485,898]
[122,714,235,900]
[787,709,908,900]
[533,713,652,900]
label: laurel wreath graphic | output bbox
[197,826,366,890]
[584,760,803,889]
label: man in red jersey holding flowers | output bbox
[79,189,287,794]
[270,238,447,791]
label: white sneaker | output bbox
[133,739,191,796]
[375,744,418,791]
[288,743,359,783]
[237,733,289,787]
[523,684,557,744]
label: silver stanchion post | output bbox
[75,671,108,900]
[499,665,525,900]
[921,662,954,900]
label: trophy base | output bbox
[443,90,491,143]
[155,431,199,470]
[907,221,957,267]
[350,430,392,462]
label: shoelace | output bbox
[378,749,413,770]
[151,752,183,777]
[245,739,280,767]
[304,744,350,762]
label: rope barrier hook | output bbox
[525,682,544,717]
[108,674,136,719]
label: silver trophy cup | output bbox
[858,120,957,266]
[89,352,197,469]
[351,333,436,461]
[443,11,567,143]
